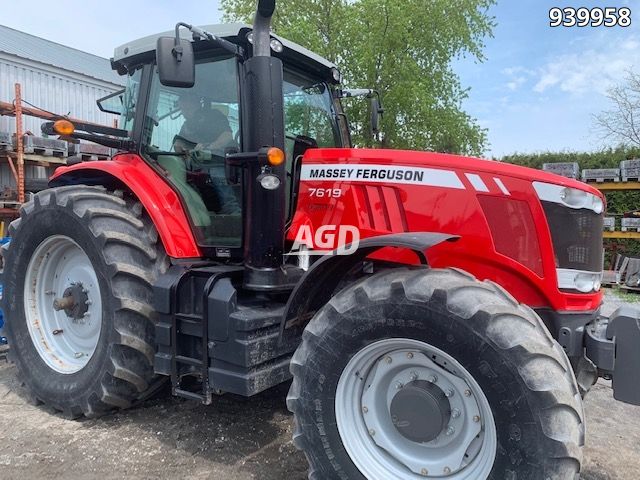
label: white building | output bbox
[0,24,123,135]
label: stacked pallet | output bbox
[543,158,640,184]
[542,162,579,179]
[621,159,640,182]
[0,132,114,199]
[581,168,621,183]
[604,217,616,231]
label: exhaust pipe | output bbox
[252,0,276,57]
[241,0,288,290]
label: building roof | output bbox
[0,24,124,86]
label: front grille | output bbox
[541,201,603,272]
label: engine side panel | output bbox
[287,148,603,312]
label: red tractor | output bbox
[2,1,639,478]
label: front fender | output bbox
[279,232,458,337]
[50,153,201,258]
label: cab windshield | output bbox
[140,55,341,249]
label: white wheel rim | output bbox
[335,338,497,479]
[24,235,103,374]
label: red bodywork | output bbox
[52,148,604,313]
[288,149,604,313]
[51,153,202,258]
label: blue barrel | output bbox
[0,283,5,345]
[0,241,8,345]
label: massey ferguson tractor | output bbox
[2,1,639,478]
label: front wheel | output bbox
[288,268,584,479]
[1,186,168,417]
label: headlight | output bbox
[270,38,283,53]
[574,272,599,293]
[533,182,604,214]
[258,173,281,190]
[331,67,342,83]
[557,268,602,292]
[560,187,604,213]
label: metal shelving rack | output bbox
[588,181,640,240]
[0,82,103,217]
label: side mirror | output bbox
[292,134,318,160]
[370,95,384,135]
[156,36,195,87]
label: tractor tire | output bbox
[1,185,168,418]
[288,267,584,480]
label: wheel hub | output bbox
[390,379,451,443]
[24,235,102,374]
[53,282,89,321]
[337,341,497,479]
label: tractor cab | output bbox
[101,23,349,261]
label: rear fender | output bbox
[50,153,201,258]
[279,232,458,337]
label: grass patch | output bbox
[607,287,640,303]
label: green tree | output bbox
[222,0,495,155]
[594,70,640,148]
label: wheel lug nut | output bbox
[74,352,83,359]
[362,406,368,413]
[473,415,481,423]
[385,356,392,364]
[420,468,428,476]
[445,389,454,398]
[464,389,472,397]
[446,426,455,436]
[430,375,438,383]
[395,382,404,389]
[444,466,451,474]
[451,408,460,418]
[368,429,375,436]
[406,352,414,359]
[410,371,419,381]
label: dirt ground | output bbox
[0,291,638,480]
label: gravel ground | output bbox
[0,289,638,480]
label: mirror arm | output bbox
[173,22,244,59]
[172,22,191,61]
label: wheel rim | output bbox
[24,235,103,374]
[335,338,497,479]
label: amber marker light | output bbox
[53,119,75,136]
[267,147,285,166]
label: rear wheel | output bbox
[1,186,168,417]
[288,268,584,479]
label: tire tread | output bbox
[288,267,584,479]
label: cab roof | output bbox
[111,22,337,80]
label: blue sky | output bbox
[2,0,639,157]
[456,0,640,157]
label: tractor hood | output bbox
[292,146,604,313]
[300,148,602,198]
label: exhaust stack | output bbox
[252,0,276,57]
[241,0,288,290]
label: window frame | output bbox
[139,53,246,259]
[133,52,347,258]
